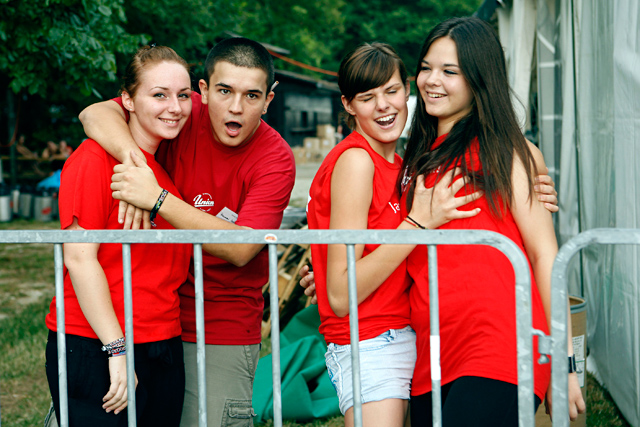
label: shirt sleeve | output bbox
[58,143,114,230]
[235,147,296,230]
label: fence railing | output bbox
[0,227,583,427]
[548,228,640,427]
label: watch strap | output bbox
[568,354,577,373]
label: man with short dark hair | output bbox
[79,37,296,426]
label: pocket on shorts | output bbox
[221,399,256,427]
[324,347,343,396]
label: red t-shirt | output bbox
[115,93,296,345]
[45,139,191,343]
[307,131,411,345]
[403,134,551,400]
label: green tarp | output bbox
[252,306,340,423]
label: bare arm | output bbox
[79,100,144,162]
[111,152,263,267]
[325,149,481,317]
[510,146,585,421]
[63,218,137,414]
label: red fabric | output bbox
[45,139,190,343]
[403,134,551,400]
[307,131,411,345]
[113,94,295,345]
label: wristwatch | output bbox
[568,354,577,374]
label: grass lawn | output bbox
[0,220,631,426]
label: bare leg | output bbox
[344,398,408,427]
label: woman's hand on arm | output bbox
[535,167,558,213]
[63,218,138,414]
[298,265,318,305]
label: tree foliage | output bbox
[236,0,346,74]
[0,0,147,99]
[121,0,245,82]
[340,0,483,76]
[0,0,484,150]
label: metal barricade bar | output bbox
[549,228,640,426]
[428,245,442,426]
[53,243,68,427]
[122,244,137,425]
[0,229,534,427]
[193,244,207,426]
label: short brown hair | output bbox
[204,37,274,92]
[338,43,408,129]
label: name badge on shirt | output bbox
[216,207,239,224]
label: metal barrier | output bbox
[0,228,543,427]
[548,228,640,427]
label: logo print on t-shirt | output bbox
[193,193,215,212]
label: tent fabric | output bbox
[576,1,640,425]
[253,306,340,423]
[499,1,640,425]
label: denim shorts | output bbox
[324,325,417,414]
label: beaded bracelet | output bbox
[149,188,168,228]
[405,215,427,230]
[110,349,127,358]
[101,337,126,355]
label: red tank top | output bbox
[307,131,411,345]
[403,134,551,400]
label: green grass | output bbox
[586,372,630,427]
[0,220,632,426]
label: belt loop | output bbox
[388,328,397,342]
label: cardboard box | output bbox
[303,137,321,152]
[317,124,335,140]
[292,146,308,165]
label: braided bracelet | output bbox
[149,188,168,228]
[404,218,420,229]
[405,215,427,229]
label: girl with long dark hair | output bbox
[401,17,585,426]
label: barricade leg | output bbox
[268,243,283,427]
[193,244,208,427]
[122,244,137,426]
[427,246,442,427]
[54,243,69,427]
[346,244,363,427]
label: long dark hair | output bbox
[400,17,538,217]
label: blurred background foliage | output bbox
[0,0,481,150]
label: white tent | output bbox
[497,0,640,425]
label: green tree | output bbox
[236,0,346,77]
[339,0,483,76]
[0,0,147,99]
[0,0,150,170]
[122,0,245,82]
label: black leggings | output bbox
[45,331,185,427]
[410,376,542,427]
